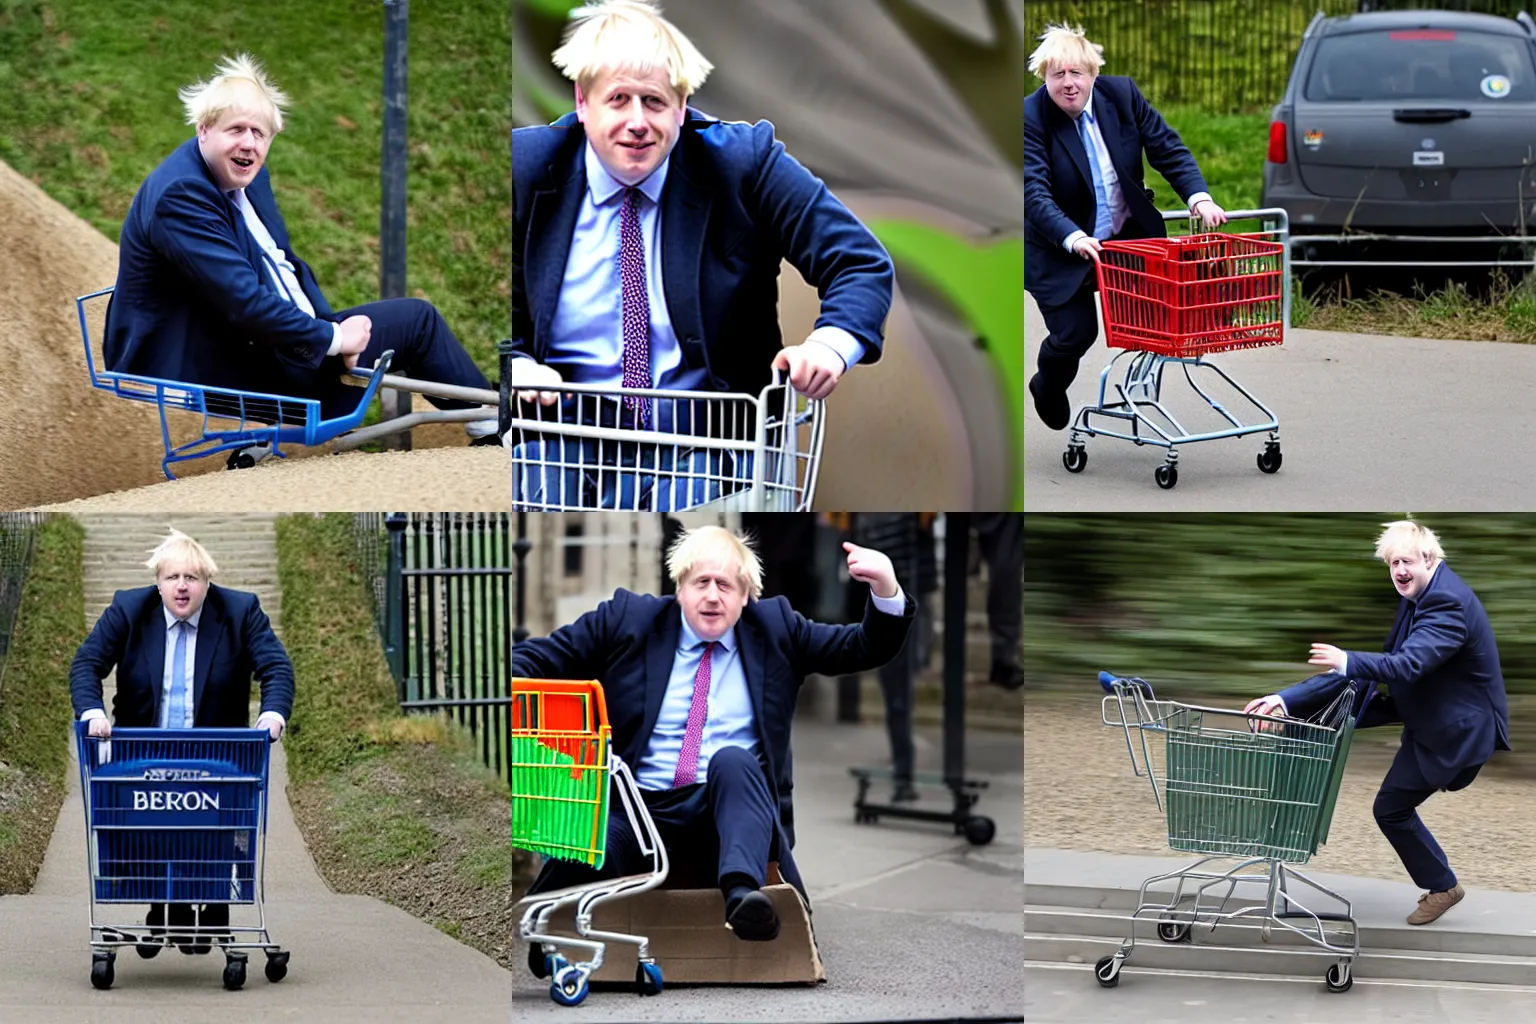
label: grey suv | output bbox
[1262,8,1536,252]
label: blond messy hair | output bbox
[666,526,762,602]
[1028,23,1105,79]
[179,53,289,133]
[146,528,219,581]
[552,0,713,101]
[1375,520,1445,566]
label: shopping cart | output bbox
[76,723,289,991]
[1092,671,1361,993]
[513,678,669,1007]
[507,371,824,511]
[1061,208,1291,490]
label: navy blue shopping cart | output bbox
[76,724,289,991]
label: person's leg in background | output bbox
[877,605,919,801]
[975,513,1023,691]
[1029,277,1099,431]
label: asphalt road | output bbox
[512,716,1025,1022]
[1027,962,1536,1023]
[1025,292,1536,509]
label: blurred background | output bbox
[1025,513,1536,772]
[512,0,1024,511]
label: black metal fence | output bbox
[0,513,49,696]
[1028,0,1536,113]
[354,513,514,783]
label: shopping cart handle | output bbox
[1098,671,1156,698]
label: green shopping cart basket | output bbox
[512,679,611,870]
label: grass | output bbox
[0,516,85,894]
[0,0,509,375]
[276,512,513,968]
[1142,105,1536,343]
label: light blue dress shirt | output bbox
[159,606,201,729]
[635,615,759,791]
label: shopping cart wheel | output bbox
[1257,445,1282,474]
[1156,918,1191,943]
[551,964,590,1007]
[962,816,996,846]
[1324,962,1353,993]
[264,950,290,983]
[1154,464,1178,490]
[1062,446,1087,473]
[222,956,247,991]
[90,952,115,991]
[1093,954,1122,988]
[636,960,664,996]
[135,940,161,959]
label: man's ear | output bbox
[574,82,589,123]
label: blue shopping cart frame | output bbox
[76,724,290,990]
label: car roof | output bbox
[1319,10,1532,38]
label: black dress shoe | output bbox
[1028,373,1071,431]
[725,890,781,941]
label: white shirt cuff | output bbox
[804,326,864,372]
[80,708,107,722]
[1062,229,1087,252]
[1188,192,1212,211]
[1273,695,1288,716]
[326,321,343,358]
[1339,654,1348,676]
[870,585,906,616]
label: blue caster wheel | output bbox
[636,960,664,996]
[551,964,590,1007]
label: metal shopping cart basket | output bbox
[1062,209,1291,490]
[507,370,824,511]
[1092,671,1361,993]
[513,679,669,1007]
[76,723,289,991]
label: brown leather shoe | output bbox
[1407,884,1464,925]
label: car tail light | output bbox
[1267,121,1288,164]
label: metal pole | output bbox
[942,513,971,791]
[380,0,412,448]
[513,511,530,646]
[384,513,408,694]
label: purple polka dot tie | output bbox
[619,187,652,426]
[672,641,716,788]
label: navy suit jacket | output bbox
[1024,77,1209,309]
[106,136,336,396]
[512,108,894,395]
[511,587,914,869]
[70,584,296,728]
[1279,563,1511,788]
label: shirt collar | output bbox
[678,612,736,655]
[163,604,204,631]
[584,139,669,208]
[1079,94,1096,126]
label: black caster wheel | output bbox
[1156,919,1191,943]
[1094,954,1122,988]
[1324,962,1353,993]
[635,960,664,996]
[1062,446,1087,473]
[223,957,247,991]
[264,950,290,983]
[1155,464,1178,489]
[226,452,257,471]
[135,941,161,959]
[963,816,996,846]
[1257,445,1282,474]
[90,953,115,991]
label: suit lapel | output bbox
[528,140,586,359]
[1092,89,1124,180]
[736,613,767,742]
[638,603,682,760]
[192,589,225,725]
[659,132,711,357]
[144,601,168,726]
[1384,597,1413,653]
[1054,100,1094,194]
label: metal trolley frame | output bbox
[76,724,289,991]
[1092,672,1361,993]
[507,371,824,511]
[513,679,669,1007]
[1062,208,1291,490]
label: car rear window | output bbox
[1304,28,1536,101]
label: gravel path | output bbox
[1025,694,1536,893]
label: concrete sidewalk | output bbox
[513,717,1025,1022]
[0,737,510,1024]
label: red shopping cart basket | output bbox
[1097,234,1286,357]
